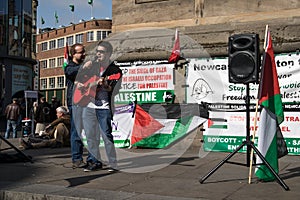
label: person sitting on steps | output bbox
[20,106,70,149]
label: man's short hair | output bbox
[70,43,85,56]
[97,41,113,55]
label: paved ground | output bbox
[0,127,300,200]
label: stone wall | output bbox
[112,0,300,57]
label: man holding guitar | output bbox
[76,41,122,172]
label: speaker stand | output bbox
[199,83,289,191]
[0,135,33,163]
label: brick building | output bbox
[36,19,112,104]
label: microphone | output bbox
[92,56,99,63]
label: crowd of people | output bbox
[4,96,62,139]
[4,40,122,174]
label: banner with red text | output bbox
[116,64,174,104]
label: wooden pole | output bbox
[248,24,269,184]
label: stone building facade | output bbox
[110,0,300,104]
[112,0,300,58]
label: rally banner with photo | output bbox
[186,52,300,155]
[116,64,175,104]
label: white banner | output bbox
[187,53,300,104]
[186,52,300,155]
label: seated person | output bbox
[20,106,71,149]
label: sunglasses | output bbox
[96,50,106,54]
[75,50,85,54]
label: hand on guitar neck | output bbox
[97,77,111,91]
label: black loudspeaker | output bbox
[228,34,260,84]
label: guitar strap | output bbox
[100,66,105,76]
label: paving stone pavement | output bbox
[0,130,300,200]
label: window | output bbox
[40,78,47,89]
[35,44,39,53]
[49,40,56,49]
[40,60,47,69]
[41,42,47,51]
[57,38,64,48]
[102,31,107,40]
[75,33,83,43]
[49,77,55,88]
[87,31,94,42]
[66,36,73,45]
[57,76,65,88]
[49,58,56,68]
[97,31,110,40]
[97,31,102,40]
[57,57,64,67]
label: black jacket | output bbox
[64,60,82,106]
[5,103,20,121]
[35,102,52,123]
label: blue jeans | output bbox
[83,107,117,167]
[5,119,18,139]
[68,105,84,162]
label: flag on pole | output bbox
[88,0,93,5]
[63,42,69,70]
[255,30,288,181]
[54,11,59,23]
[41,17,45,25]
[168,29,180,63]
[69,4,75,12]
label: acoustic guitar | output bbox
[73,73,121,106]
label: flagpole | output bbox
[91,3,93,19]
[248,24,269,184]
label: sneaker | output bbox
[72,160,87,169]
[19,138,33,149]
[84,163,102,172]
[108,167,119,173]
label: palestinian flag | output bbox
[63,42,69,70]
[131,104,206,148]
[207,118,228,129]
[168,29,180,63]
[131,104,164,145]
[255,30,288,181]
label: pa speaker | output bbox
[228,33,260,84]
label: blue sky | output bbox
[37,0,112,29]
